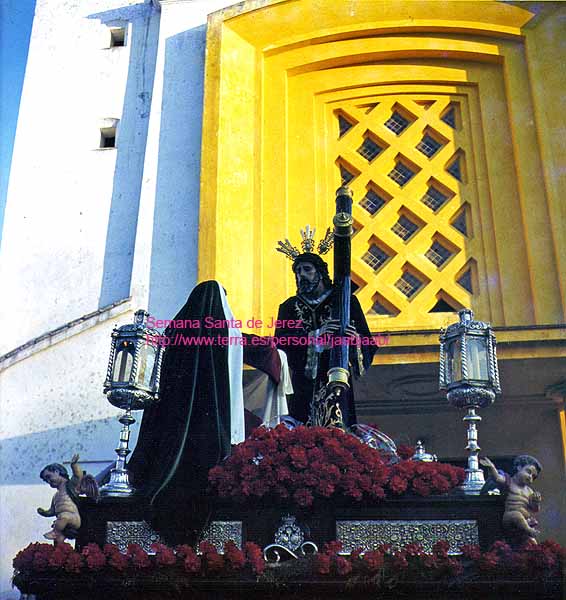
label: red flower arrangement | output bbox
[208,425,464,508]
[13,540,266,577]
[12,538,565,586]
[313,538,565,582]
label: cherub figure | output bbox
[38,454,98,544]
[480,455,542,544]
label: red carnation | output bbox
[32,551,51,572]
[334,556,353,576]
[127,544,151,569]
[82,543,107,571]
[315,480,335,497]
[13,544,39,571]
[392,552,409,570]
[313,553,331,575]
[288,446,308,469]
[397,444,416,460]
[108,551,129,571]
[224,541,246,570]
[412,478,432,496]
[63,552,83,574]
[183,552,202,574]
[478,551,499,574]
[151,543,176,566]
[103,543,122,557]
[205,552,225,574]
[244,542,265,575]
[198,541,217,555]
[370,484,386,499]
[48,546,70,569]
[363,550,384,573]
[307,447,324,462]
[432,540,450,558]
[293,488,314,507]
[460,544,481,561]
[322,541,343,555]
[389,475,408,495]
[405,543,424,557]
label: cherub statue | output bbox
[480,455,542,544]
[38,454,98,544]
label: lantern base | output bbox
[99,469,136,497]
[99,409,137,497]
[460,468,486,495]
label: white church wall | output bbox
[132,0,237,323]
[0,0,160,353]
[0,1,158,597]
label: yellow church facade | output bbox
[197,0,565,542]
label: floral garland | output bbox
[13,540,265,576]
[312,538,565,582]
[208,425,465,507]
[14,538,564,585]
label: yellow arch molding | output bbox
[199,0,565,360]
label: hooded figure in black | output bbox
[128,280,245,543]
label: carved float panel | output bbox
[336,519,479,554]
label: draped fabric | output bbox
[127,281,281,544]
[127,281,235,542]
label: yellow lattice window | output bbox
[326,93,486,329]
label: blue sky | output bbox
[0,0,36,244]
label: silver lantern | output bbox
[100,309,164,496]
[439,309,501,494]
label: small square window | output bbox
[110,28,126,47]
[100,127,117,148]
[421,186,448,211]
[339,165,355,185]
[416,134,443,158]
[388,162,415,186]
[362,245,389,271]
[357,137,383,161]
[391,215,419,241]
[395,272,423,298]
[372,300,392,315]
[425,241,452,267]
[359,190,386,215]
[384,111,410,135]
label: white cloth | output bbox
[261,350,292,426]
[218,284,245,444]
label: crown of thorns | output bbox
[276,225,334,260]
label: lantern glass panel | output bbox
[112,343,134,382]
[466,336,489,381]
[136,343,157,388]
[447,339,462,383]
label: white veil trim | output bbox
[217,283,245,444]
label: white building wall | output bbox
[131,0,237,322]
[0,313,131,598]
[0,0,159,353]
[0,0,244,596]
